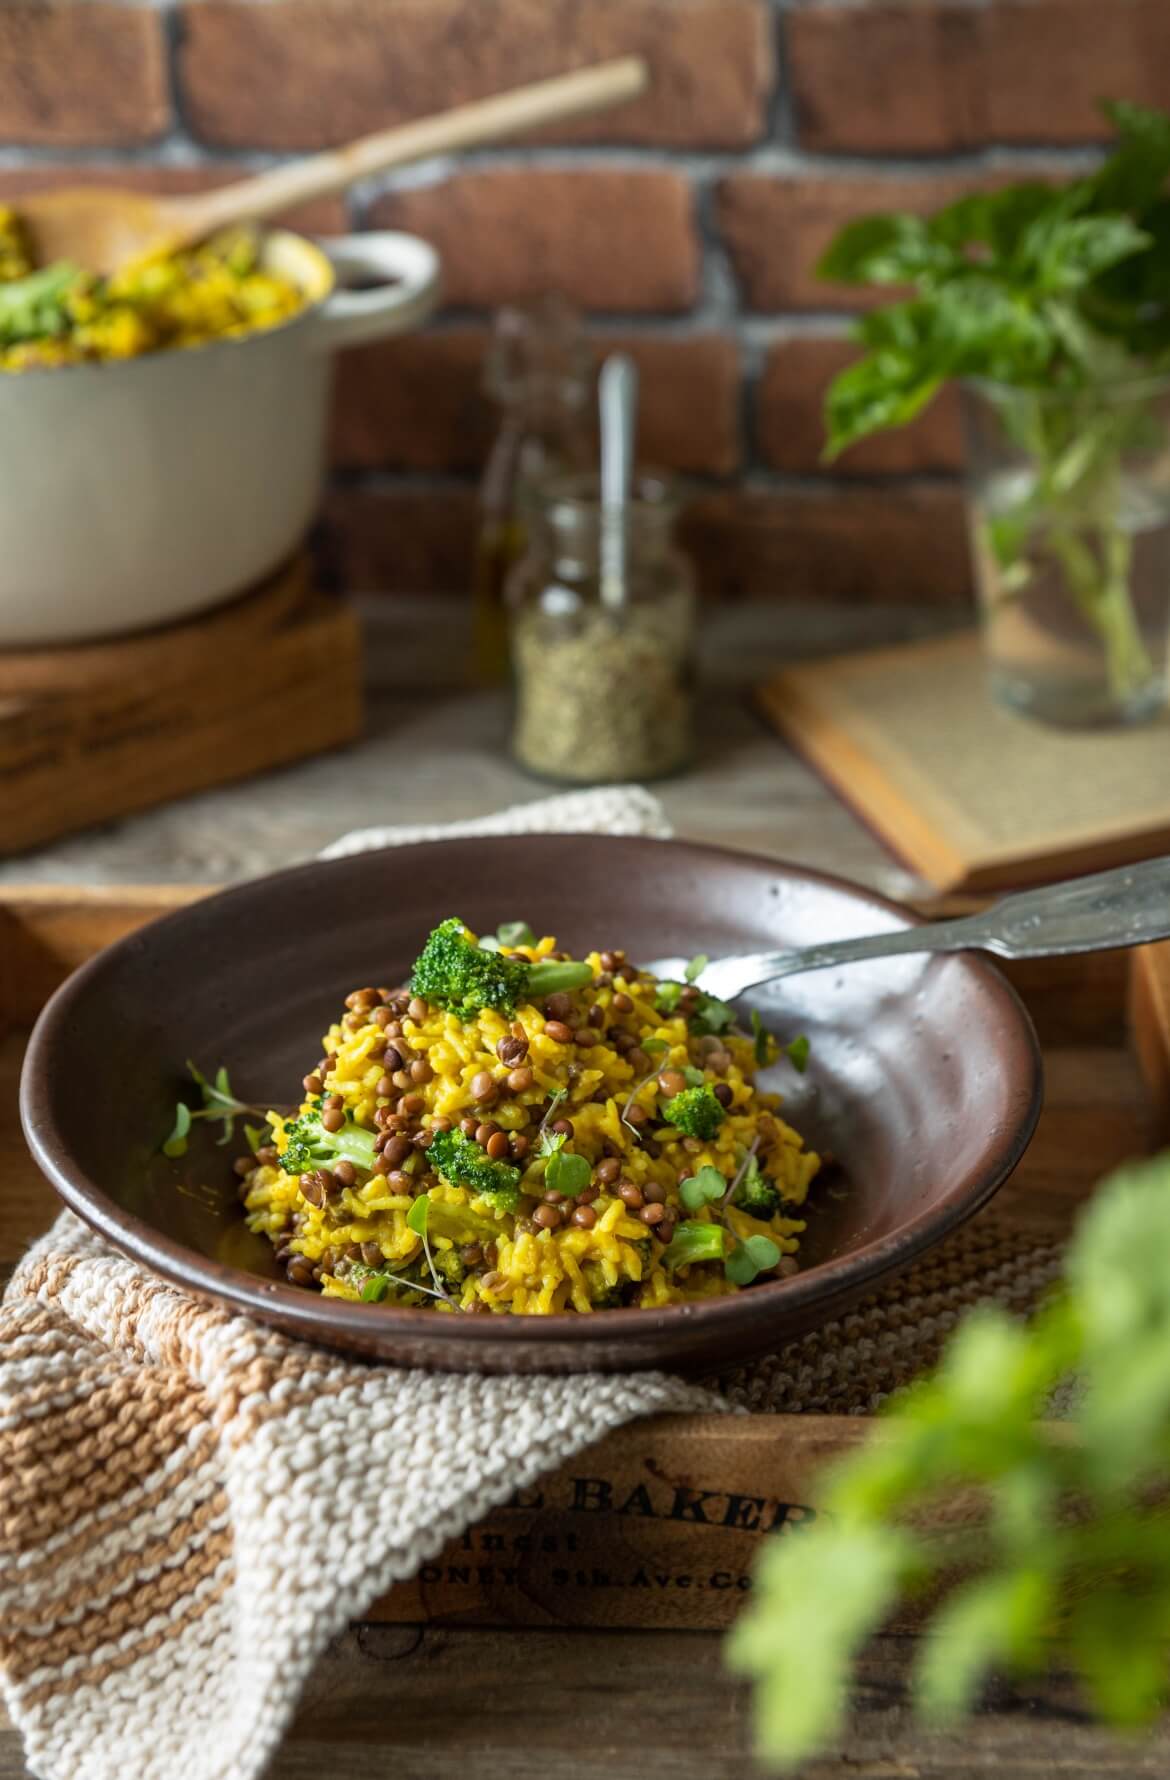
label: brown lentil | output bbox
[532,1204,563,1231]
[610,1028,635,1053]
[574,1028,599,1047]
[486,1131,511,1161]
[233,1156,253,1179]
[578,1183,600,1205]
[460,1116,479,1138]
[510,1134,531,1160]
[572,1205,597,1229]
[642,1180,668,1204]
[624,1103,649,1129]
[482,1271,507,1292]
[475,1120,500,1146]
[386,1171,411,1193]
[588,1003,606,1027]
[360,1240,384,1266]
[544,1020,573,1044]
[408,997,428,1022]
[551,1118,575,1140]
[611,991,633,1014]
[640,1202,666,1226]
[287,1257,316,1287]
[507,1064,534,1093]
[544,991,574,1021]
[658,1069,687,1099]
[496,1035,529,1066]
[410,1058,432,1085]
[469,1071,496,1103]
[595,1157,621,1184]
[599,950,620,973]
[383,1134,412,1168]
[302,1073,322,1095]
[332,1160,357,1189]
[617,1182,644,1209]
[321,1106,345,1134]
[399,1091,425,1117]
[256,1145,278,1167]
[372,1006,394,1029]
[713,1082,734,1107]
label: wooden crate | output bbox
[2,887,1167,1635]
[0,560,362,857]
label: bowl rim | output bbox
[19,835,1044,1353]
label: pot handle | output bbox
[309,231,441,351]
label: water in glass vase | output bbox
[972,466,1170,727]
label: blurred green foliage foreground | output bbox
[728,1151,1170,1765]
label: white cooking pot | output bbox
[0,229,440,647]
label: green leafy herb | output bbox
[683,1065,707,1088]
[361,1274,391,1303]
[545,1149,591,1197]
[662,1220,728,1271]
[816,100,1170,705]
[641,1037,670,1055]
[785,1035,811,1074]
[751,1010,769,1067]
[655,981,684,1014]
[684,953,709,983]
[724,1233,782,1286]
[679,1164,728,1213]
[406,1194,430,1238]
[162,1102,192,1159]
[725,1150,1170,1769]
[243,1123,267,1157]
[161,1060,271,1158]
[689,992,736,1037]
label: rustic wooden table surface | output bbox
[3,599,1165,1780]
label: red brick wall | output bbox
[2,0,1153,603]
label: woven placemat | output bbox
[719,1219,1065,1414]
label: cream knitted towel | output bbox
[0,787,717,1780]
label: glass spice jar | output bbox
[473,297,593,682]
[507,472,696,783]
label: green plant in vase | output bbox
[819,101,1170,724]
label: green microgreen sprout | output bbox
[406,1191,454,1305]
[536,1088,569,1148]
[724,1233,783,1286]
[685,953,709,983]
[683,1064,707,1088]
[497,920,537,948]
[786,1035,811,1074]
[359,1266,451,1307]
[545,1148,591,1197]
[751,1009,769,1067]
[679,1164,727,1213]
[162,1060,273,1158]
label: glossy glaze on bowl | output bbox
[20,836,1043,1373]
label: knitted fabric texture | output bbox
[0,788,1063,1780]
[0,788,706,1780]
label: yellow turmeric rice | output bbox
[0,207,303,370]
[239,921,820,1316]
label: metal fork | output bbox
[643,856,1170,1001]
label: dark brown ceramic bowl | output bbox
[20,836,1042,1374]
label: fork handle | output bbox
[729,855,1170,992]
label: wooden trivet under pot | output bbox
[0,557,362,857]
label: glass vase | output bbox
[961,376,1170,726]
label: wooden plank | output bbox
[1131,942,1170,1142]
[0,597,362,857]
[4,1625,1170,1779]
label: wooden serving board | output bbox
[2,885,1169,1638]
[0,560,363,858]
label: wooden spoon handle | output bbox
[177,57,648,239]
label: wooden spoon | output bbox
[16,57,648,275]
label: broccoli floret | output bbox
[662,1085,726,1142]
[281,1109,377,1178]
[410,917,593,1019]
[733,1156,780,1218]
[428,1126,523,1213]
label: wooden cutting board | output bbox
[0,558,363,856]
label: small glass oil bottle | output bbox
[473,297,593,682]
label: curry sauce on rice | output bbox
[238,919,820,1316]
